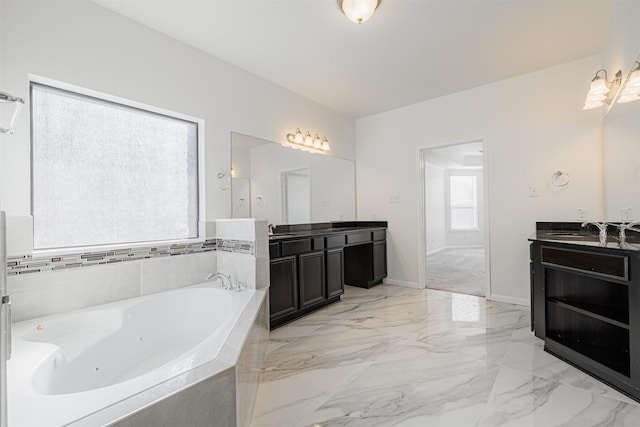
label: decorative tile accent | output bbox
[217,239,255,255]
[5,238,254,276]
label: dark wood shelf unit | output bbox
[530,240,640,401]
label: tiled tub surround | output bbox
[7,218,267,322]
[5,218,270,426]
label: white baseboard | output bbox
[383,278,422,289]
[487,293,529,307]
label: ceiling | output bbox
[92,0,615,118]
[425,141,483,169]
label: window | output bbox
[31,81,200,250]
[449,175,478,230]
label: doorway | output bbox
[418,139,490,297]
[281,167,311,224]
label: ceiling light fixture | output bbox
[286,128,331,152]
[337,0,381,24]
[583,69,622,110]
[617,61,640,104]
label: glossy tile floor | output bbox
[252,284,640,426]
[427,248,486,297]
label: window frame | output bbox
[29,75,206,253]
[446,172,479,232]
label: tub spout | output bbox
[205,272,232,290]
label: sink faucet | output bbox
[268,224,275,236]
[205,272,233,290]
[581,222,608,246]
[616,222,640,248]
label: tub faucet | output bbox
[205,272,233,290]
[616,222,640,248]
[581,221,608,246]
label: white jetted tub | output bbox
[7,283,255,427]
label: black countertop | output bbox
[529,222,640,251]
[269,221,387,241]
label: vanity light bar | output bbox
[285,128,330,152]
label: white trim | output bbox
[382,278,420,288]
[417,136,491,297]
[487,293,529,307]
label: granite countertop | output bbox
[529,222,640,251]
[269,222,387,241]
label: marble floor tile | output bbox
[253,284,640,427]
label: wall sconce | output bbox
[286,128,331,152]
[583,69,621,110]
[0,91,25,134]
[337,0,381,24]
[617,61,640,104]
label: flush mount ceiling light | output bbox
[337,0,381,24]
[583,69,622,110]
[286,128,330,152]
[617,61,640,104]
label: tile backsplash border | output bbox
[6,238,255,276]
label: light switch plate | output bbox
[577,208,588,221]
[622,207,633,221]
[529,186,539,197]
[389,195,400,204]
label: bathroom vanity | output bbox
[269,221,387,328]
[529,222,640,402]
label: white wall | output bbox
[425,164,446,254]
[0,0,355,250]
[356,56,603,304]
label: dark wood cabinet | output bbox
[269,225,387,328]
[326,248,344,298]
[299,251,326,308]
[530,241,640,401]
[269,255,298,320]
[373,240,387,282]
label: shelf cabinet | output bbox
[530,241,640,401]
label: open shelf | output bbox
[545,268,629,324]
[546,302,630,377]
[546,298,629,329]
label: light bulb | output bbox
[321,137,330,151]
[339,0,380,24]
[294,128,303,144]
[588,77,610,95]
[313,134,322,149]
[304,131,313,146]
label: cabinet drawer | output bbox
[541,246,628,281]
[347,232,371,245]
[269,242,280,258]
[312,237,326,251]
[373,229,386,241]
[281,239,312,256]
[326,234,346,249]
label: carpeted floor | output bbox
[426,247,486,297]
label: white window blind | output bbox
[449,175,478,230]
[31,82,199,250]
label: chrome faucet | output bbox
[268,224,275,236]
[581,222,608,246]
[616,222,640,248]
[205,272,233,290]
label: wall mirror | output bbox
[231,132,356,225]
[602,64,640,222]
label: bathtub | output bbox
[7,283,256,427]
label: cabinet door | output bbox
[269,256,298,320]
[326,248,344,298]
[299,251,326,308]
[373,240,387,281]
